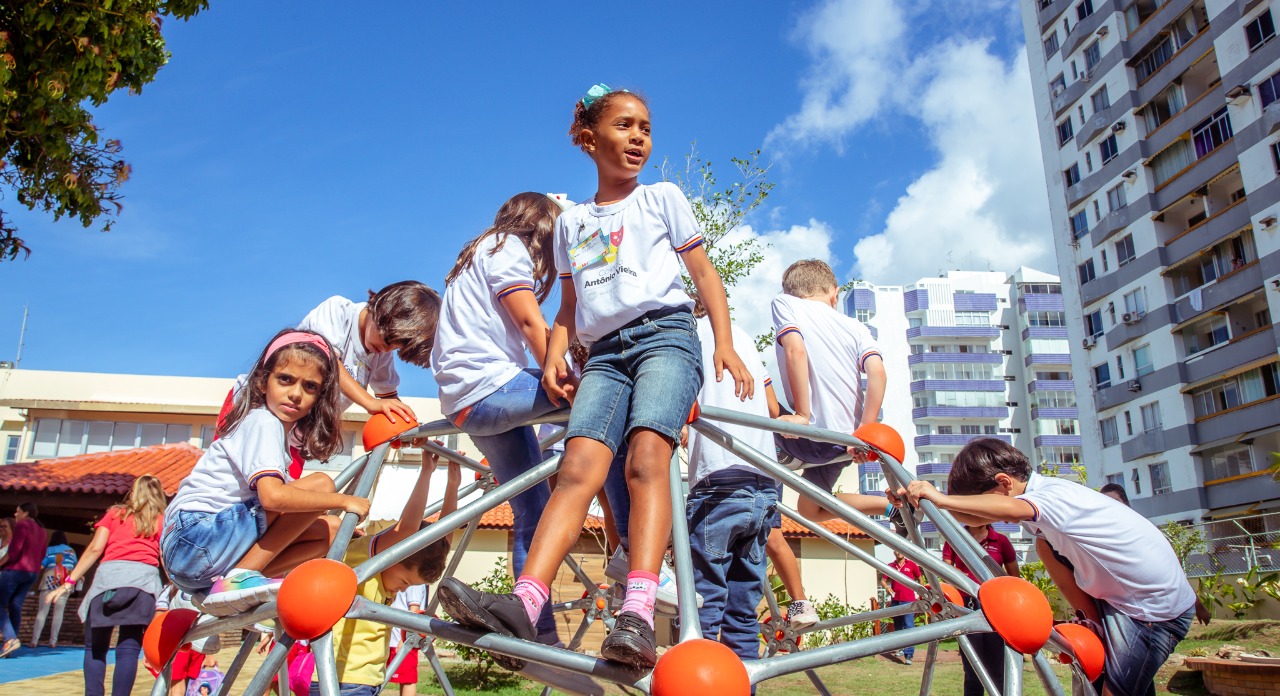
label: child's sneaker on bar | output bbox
[788,599,819,628]
[195,571,282,617]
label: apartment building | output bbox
[847,268,1080,552]
[1019,0,1280,525]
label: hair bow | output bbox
[582,83,618,108]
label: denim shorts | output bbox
[567,307,702,452]
[160,501,267,593]
[1098,602,1193,696]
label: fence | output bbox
[1182,511,1280,578]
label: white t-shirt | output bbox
[298,296,399,411]
[1017,473,1196,622]
[431,235,538,415]
[168,408,292,515]
[389,584,428,648]
[688,317,777,488]
[771,294,881,434]
[553,182,702,346]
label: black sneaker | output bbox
[437,578,536,671]
[600,611,657,669]
[888,505,909,538]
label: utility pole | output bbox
[15,304,28,367]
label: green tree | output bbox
[1161,520,1206,569]
[0,0,207,260]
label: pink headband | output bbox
[266,331,332,360]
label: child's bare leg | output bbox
[520,438,614,583]
[766,528,806,601]
[236,474,339,572]
[623,429,674,576]
[261,515,342,577]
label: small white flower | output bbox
[1236,578,1246,585]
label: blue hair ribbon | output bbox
[582,83,628,109]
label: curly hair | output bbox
[569,90,648,153]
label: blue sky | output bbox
[0,0,1051,398]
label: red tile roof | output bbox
[429,502,868,540]
[0,443,201,496]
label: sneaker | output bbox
[605,547,704,610]
[888,506,909,538]
[604,547,629,585]
[600,611,657,669]
[0,639,19,658]
[437,578,536,672]
[904,656,914,665]
[191,633,221,655]
[787,599,819,628]
[535,630,566,650]
[195,571,282,617]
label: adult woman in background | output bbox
[0,502,48,657]
[45,475,167,696]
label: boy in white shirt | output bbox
[771,259,891,524]
[899,438,1195,696]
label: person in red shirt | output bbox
[881,550,925,664]
[0,502,47,657]
[942,524,1020,696]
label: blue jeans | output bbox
[452,368,564,637]
[160,501,267,592]
[1099,602,1193,696]
[309,683,380,696]
[890,600,915,659]
[0,569,38,641]
[686,472,777,662]
[567,307,702,451]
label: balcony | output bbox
[904,288,929,313]
[908,353,1003,365]
[910,379,1006,393]
[1026,353,1072,367]
[1022,326,1069,340]
[1029,379,1075,392]
[906,326,1001,340]
[1160,198,1251,272]
[1152,139,1239,212]
[915,462,952,478]
[912,406,1010,420]
[1053,45,1122,118]
[954,293,998,312]
[1104,306,1168,351]
[1182,327,1278,386]
[1080,249,1161,307]
[1034,434,1083,448]
[1075,90,1138,150]
[1061,3,1109,58]
[1171,264,1263,325]
[1037,0,1070,31]
[1133,26,1211,105]
[1143,84,1227,168]
[1031,406,1079,420]
[1019,293,1065,314]
[914,434,1013,448]
[1195,396,1280,445]
[1204,475,1280,513]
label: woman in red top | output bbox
[942,524,1020,696]
[0,502,48,657]
[46,475,167,696]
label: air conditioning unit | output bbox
[1082,336,1097,348]
[1112,121,1126,133]
[1127,379,1142,392]
[1122,312,1133,323]
[1225,84,1251,101]
[1053,85,1066,97]
[1096,26,1109,38]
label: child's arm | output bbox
[1035,538,1100,623]
[338,369,416,425]
[859,355,887,430]
[256,478,370,519]
[501,290,551,368]
[542,278,580,406]
[765,382,782,419]
[378,449,442,550]
[683,247,753,399]
[776,330,811,427]
[442,461,461,518]
[901,480,1036,525]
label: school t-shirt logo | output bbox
[605,225,625,263]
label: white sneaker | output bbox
[788,599,819,628]
[194,571,282,617]
[603,548,703,609]
[604,547,629,585]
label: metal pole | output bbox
[240,636,294,696]
[957,634,1003,696]
[776,502,927,595]
[327,441,388,561]
[312,631,341,696]
[918,640,940,696]
[668,450,702,643]
[213,632,259,696]
[1032,650,1072,696]
[1003,644,1024,696]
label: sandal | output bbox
[0,638,20,658]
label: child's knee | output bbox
[298,473,337,494]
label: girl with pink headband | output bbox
[161,328,372,616]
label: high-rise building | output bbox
[847,268,1080,553]
[1018,0,1280,524]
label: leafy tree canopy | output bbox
[0,0,207,260]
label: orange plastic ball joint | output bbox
[278,558,358,640]
[1054,622,1105,682]
[143,607,199,671]
[852,422,905,464]
[686,402,701,424]
[361,413,415,451]
[931,583,965,614]
[976,576,1054,654]
[652,638,751,696]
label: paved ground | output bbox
[0,642,269,696]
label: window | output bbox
[1246,10,1276,52]
[1058,118,1075,146]
[1091,85,1111,113]
[1043,31,1060,57]
[1099,134,1119,164]
[1051,74,1067,95]
[1123,287,1146,316]
[3,435,18,465]
[1027,311,1066,327]
[1084,41,1102,73]
[27,418,194,458]
[1070,210,1089,238]
[961,425,982,435]
[860,471,885,494]
[938,426,954,435]
[1085,310,1103,339]
[1136,35,1175,83]
[1132,468,1141,494]
[1206,445,1255,480]
[1115,355,1126,380]
[1101,249,1109,272]
[1064,163,1081,187]
[1260,70,1280,109]
[1192,107,1233,158]
[1077,260,1096,287]
[1115,234,1135,266]
[1191,363,1280,418]
[1076,0,1094,22]
[1133,345,1153,376]
[1093,362,1112,389]
[1140,402,1162,433]
[1106,183,1127,212]
[1093,199,1102,220]
[1100,417,1119,446]
[954,311,991,326]
[1151,139,1194,186]
[855,309,872,322]
[1149,462,1171,495]
[1272,141,1280,174]
[1123,410,1133,436]
[1105,473,1123,488]
[200,426,217,449]
[1085,151,1094,172]
[1142,83,1186,132]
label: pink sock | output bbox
[512,576,549,625]
[620,571,659,628]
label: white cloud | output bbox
[769,0,1057,286]
[721,220,836,342]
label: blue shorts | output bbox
[567,307,703,453]
[1098,602,1193,696]
[160,501,267,593]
